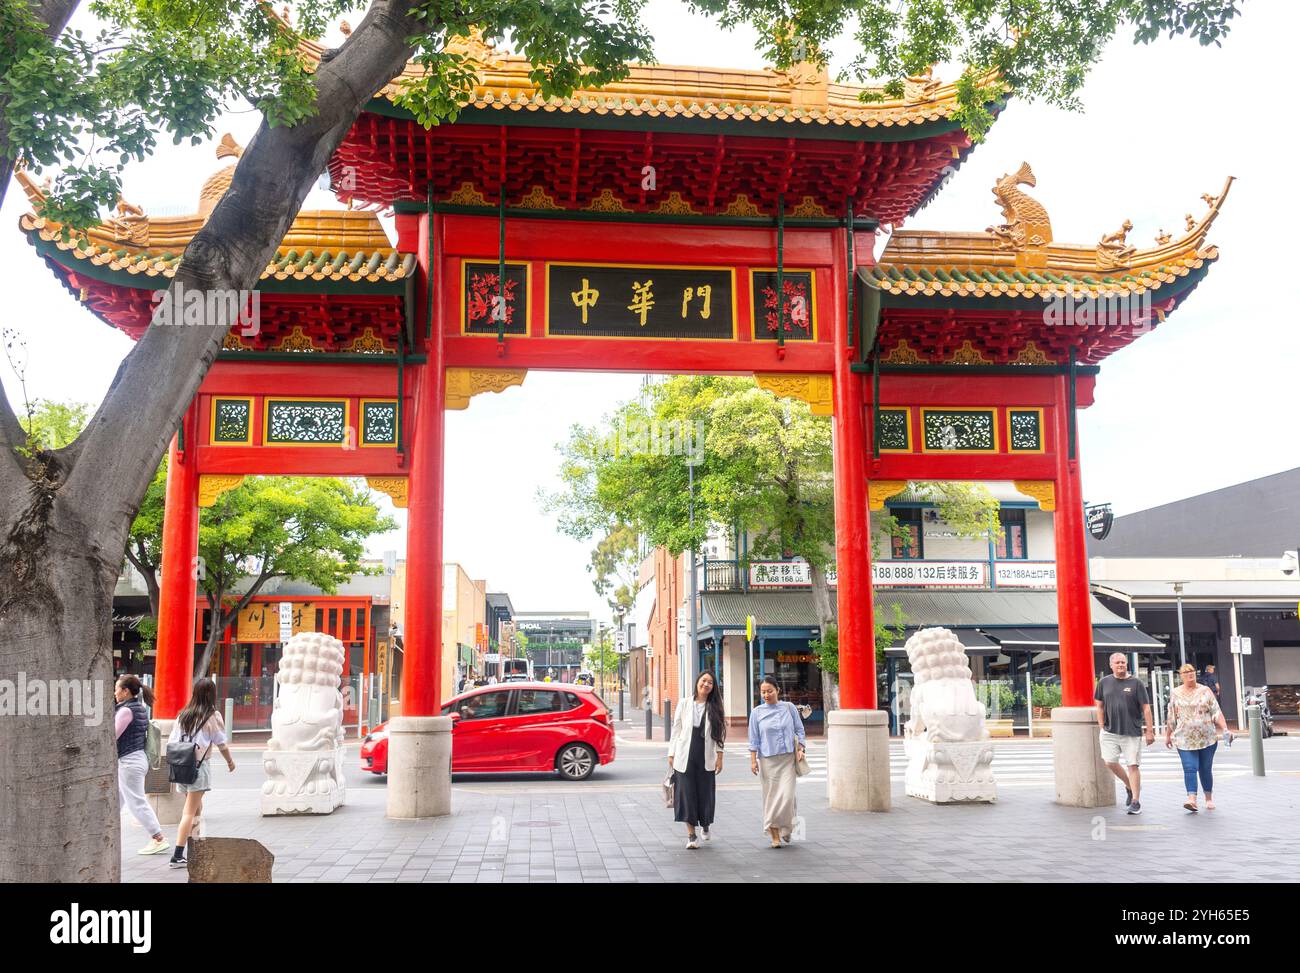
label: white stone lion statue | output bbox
[261,631,347,815]
[903,627,996,803]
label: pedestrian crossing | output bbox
[716,742,1249,786]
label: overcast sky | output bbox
[2,1,1294,623]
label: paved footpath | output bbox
[122,723,1300,883]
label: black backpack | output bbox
[166,726,212,785]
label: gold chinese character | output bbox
[570,278,599,324]
[680,285,712,320]
[627,280,654,326]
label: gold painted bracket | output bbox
[366,476,409,509]
[1014,480,1056,511]
[867,480,909,511]
[445,368,527,410]
[754,373,833,416]
[198,474,245,508]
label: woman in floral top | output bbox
[1165,663,1230,812]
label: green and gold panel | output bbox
[876,409,911,452]
[921,409,997,452]
[264,399,348,446]
[361,399,398,447]
[211,397,252,445]
[1008,408,1044,452]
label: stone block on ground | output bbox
[187,837,274,883]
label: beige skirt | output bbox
[759,751,798,837]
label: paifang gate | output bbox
[16,30,1227,812]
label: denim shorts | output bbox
[174,759,212,793]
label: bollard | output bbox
[645,704,652,740]
[1248,705,1265,777]
[224,697,234,735]
[618,688,624,723]
[663,700,672,742]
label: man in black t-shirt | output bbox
[1094,653,1154,815]
[1202,665,1221,702]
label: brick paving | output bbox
[120,731,1300,883]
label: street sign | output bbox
[278,602,293,642]
[746,615,755,641]
[615,631,627,654]
[1230,635,1241,654]
[484,653,501,664]
[1241,636,1252,655]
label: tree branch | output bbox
[65,0,421,533]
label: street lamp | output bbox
[1172,581,1187,668]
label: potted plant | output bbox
[1031,682,1062,721]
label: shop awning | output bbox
[988,625,1165,651]
[884,626,1000,657]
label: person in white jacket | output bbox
[667,669,726,849]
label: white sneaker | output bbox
[701,829,711,841]
[686,835,700,850]
[138,837,171,856]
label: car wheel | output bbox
[556,743,597,781]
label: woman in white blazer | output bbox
[668,669,726,849]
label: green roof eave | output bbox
[25,229,410,296]
[358,96,996,145]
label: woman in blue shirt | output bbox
[748,677,806,848]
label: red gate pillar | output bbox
[387,211,452,819]
[154,411,199,719]
[1050,375,1114,807]
[826,233,890,812]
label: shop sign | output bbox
[749,561,838,587]
[873,561,987,587]
[1086,503,1114,541]
[237,601,315,642]
[993,562,1057,589]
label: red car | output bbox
[360,682,615,781]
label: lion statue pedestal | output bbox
[903,627,997,804]
[261,631,347,816]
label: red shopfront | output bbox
[196,595,374,730]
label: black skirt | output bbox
[673,718,716,827]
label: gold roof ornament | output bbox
[445,27,508,69]
[987,162,1053,254]
[199,133,245,217]
[1096,219,1136,271]
[873,174,1232,299]
[903,65,942,103]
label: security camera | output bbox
[1282,550,1299,576]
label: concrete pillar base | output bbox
[827,709,891,812]
[385,716,453,819]
[1051,706,1116,808]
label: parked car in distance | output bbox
[361,682,615,781]
[574,670,595,687]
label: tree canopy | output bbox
[1,0,1243,224]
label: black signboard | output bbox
[751,270,816,341]
[546,264,735,339]
[462,261,529,336]
[1086,503,1114,541]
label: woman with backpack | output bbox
[167,678,236,869]
[114,675,169,855]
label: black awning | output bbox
[885,627,1000,657]
[984,625,1165,653]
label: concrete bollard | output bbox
[1248,705,1265,777]
[645,704,652,741]
[663,700,672,743]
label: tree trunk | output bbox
[0,1,422,881]
[0,475,127,882]
[808,562,839,718]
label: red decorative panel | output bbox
[330,115,969,224]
